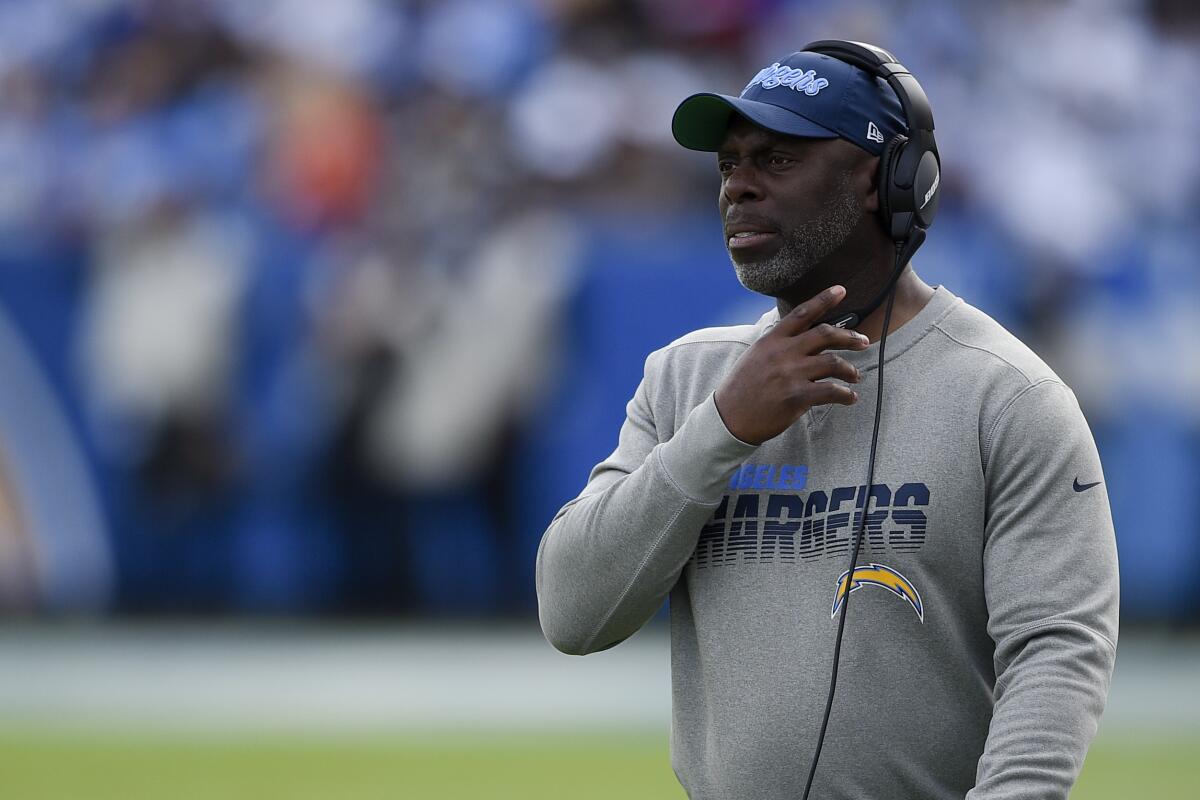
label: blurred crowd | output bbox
[0,0,1197,619]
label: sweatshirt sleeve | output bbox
[535,349,759,655]
[967,379,1119,800]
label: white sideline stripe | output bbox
[0,625,1195,734]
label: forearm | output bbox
[967,622,1116,799]
[536,393,756,655]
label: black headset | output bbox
[794,41,940,800]
[801,40,941,330]
[804,39,941,243]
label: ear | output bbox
[858,154,881,213]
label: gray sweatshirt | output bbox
[535,284,1119,800]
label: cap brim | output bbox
[671,93,839,152]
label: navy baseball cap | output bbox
[672,51,906,156]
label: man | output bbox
[535,47,1118,800]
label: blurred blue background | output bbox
[0,0,1197,623]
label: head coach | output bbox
[535,40,1118,800]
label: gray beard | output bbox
[729,171,862,296]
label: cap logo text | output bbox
[744,63,830,96]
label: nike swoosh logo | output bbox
[1073,478,1102,493]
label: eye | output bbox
[717,159,736,175]
[768,153,794,168]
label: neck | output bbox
[776,265,934,344]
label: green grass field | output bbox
[0,729,1194,799]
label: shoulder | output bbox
[931,295,1064,389]
[644,308,775,371]
[928,291,1088,457]
[659,320,764,353]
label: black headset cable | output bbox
[800,243,902,800]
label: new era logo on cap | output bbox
[866,121,884,143]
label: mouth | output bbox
[727,230,781,250]
[725,220,782,253]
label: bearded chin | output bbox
[730,240,816,296]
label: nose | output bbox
[721,159,765,206]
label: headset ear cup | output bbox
[876,134,907,241]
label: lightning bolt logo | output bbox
[831,563,924,622]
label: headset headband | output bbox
[801,40,936,136]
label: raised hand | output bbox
[713,285,870,445]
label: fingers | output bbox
[774,285,847,336]
[795,322,871,356]
[798,350,862,410]
[805,381,859,407]
[802,351,861,384]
